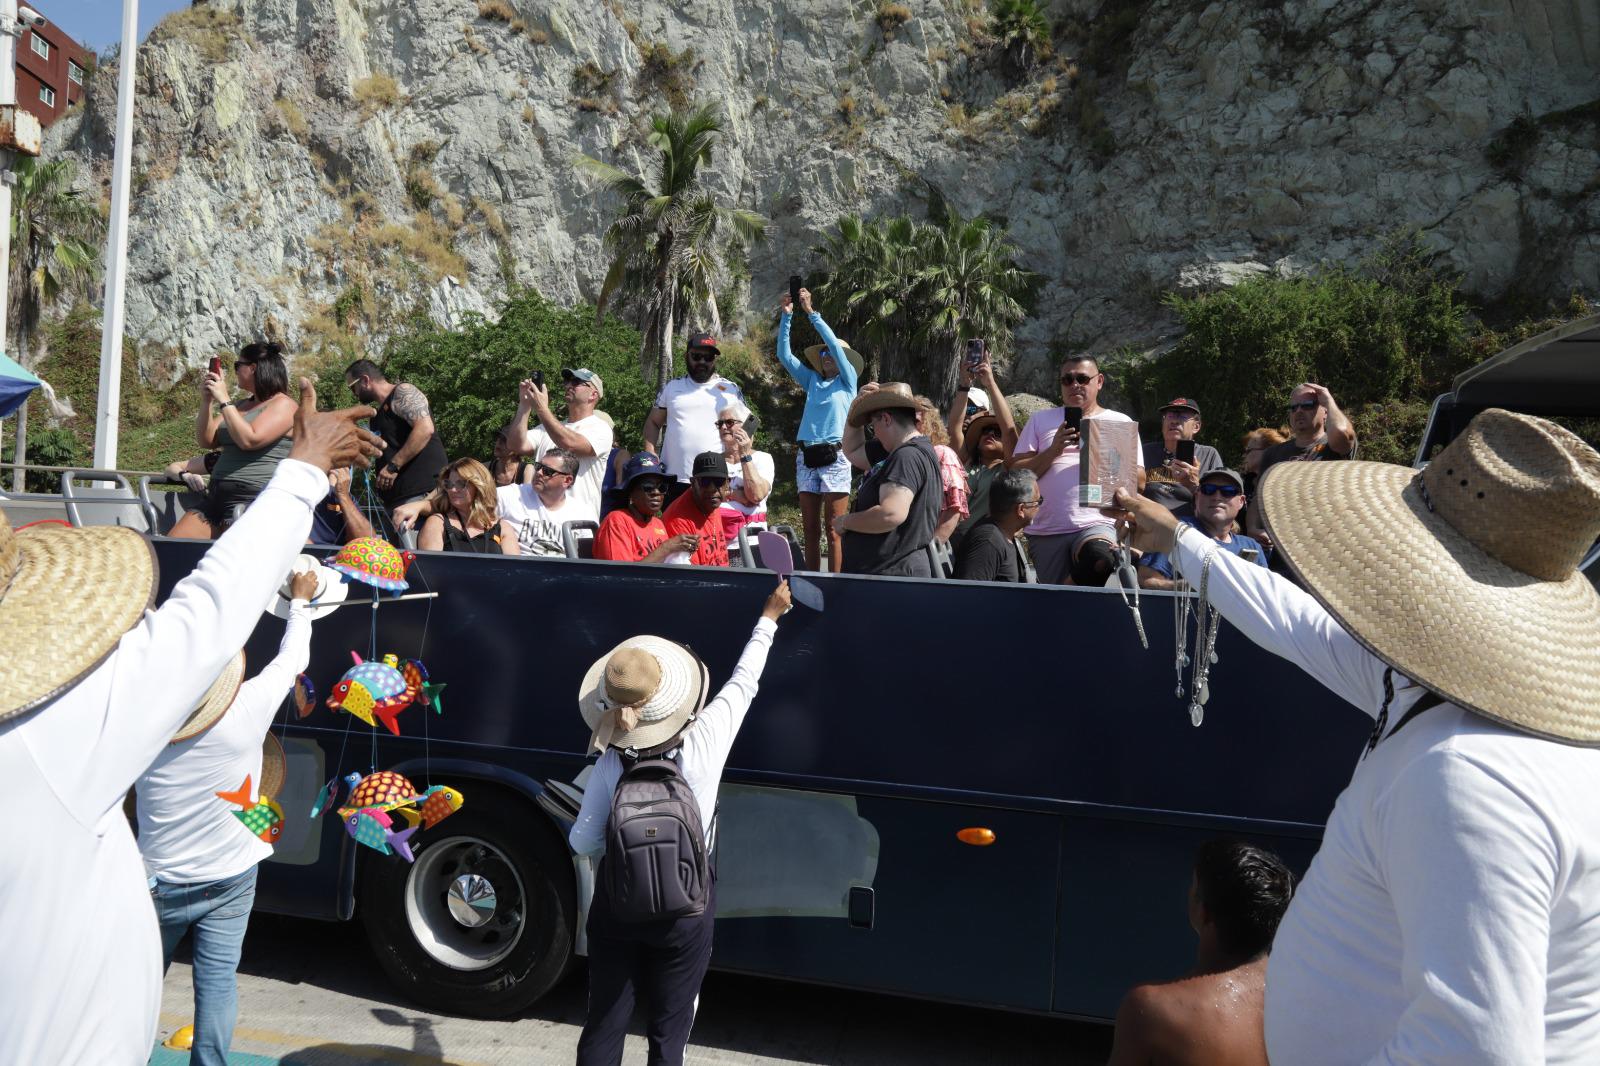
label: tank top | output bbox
[210,402,293,487]
[370,386,448,506]
[439,514,506,555]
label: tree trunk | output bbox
[658,291,676,394]
[928,335,963,410]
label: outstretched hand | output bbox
[286,378,383,474]
[1101,488,1181,555]
[762,578,793,620]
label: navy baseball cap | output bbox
[620,452,667,488]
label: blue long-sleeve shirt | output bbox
[776,310,859,444]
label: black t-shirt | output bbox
[842,437,940,577]
[951,463,1002,551]
[1140,440,1223,517]
[1258,435,1355,475]
[952,518,1024,582]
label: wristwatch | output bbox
[219,400,236,409]
[739,454,753,464]
[384,462,400,474]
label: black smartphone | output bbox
[789,275,802,307]
[530,370,544,388]
[965,338,984,371]
[1064,406,1083,431]
[1175,438,1196,464]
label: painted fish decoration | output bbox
[309,776,341,819]
[417,785,465,829]
[292,673,317,719]
[325,653,440,736]
[344,806,418,862]
[216,776,284,844]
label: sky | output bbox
[36,0,192,56]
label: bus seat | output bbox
[563,519,599,560]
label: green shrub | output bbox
[990,0,1051,70]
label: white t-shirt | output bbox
[524,412,613,516]
[496,484,597,557]
[1171,530,1600,1065]
[570,618,777,855]
[0,459,324,1065]
[654,375,745,481]
[137,604,312,885]
[1013,406,1142,536]
[721,450,775,520]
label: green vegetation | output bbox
[577,103,767,390]
[813,206,1038,401]
[635,42,700,110]
[150,5,242,64]
[990,0,1052,71]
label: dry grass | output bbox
[477,0,516,21]
[876,2,913,33]
[352,72,402,113]
[152,6,241,64]
[463,25,490,55]
[273,97,308,140]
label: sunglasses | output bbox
[714,419,741,428]
[979,425,1002,438]
[1022,498,1043,509]
[687,350,717,361]
[535,462,573,479]
[1198,483,1242,497]
[234,360,256,371]
[442,479,471,491]
[1288,400,1319,412]
[634,481,667,495]
[1060,372,1097,386]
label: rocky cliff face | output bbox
[48,0,1600,390]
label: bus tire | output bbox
[358,800,576,1017]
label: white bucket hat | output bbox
[265,554,350,621]
[578,636,710,755]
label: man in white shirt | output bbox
[643,331,745,505]
[0,381,380,1066]
[1108,408,1600,1065]
[511,367,614,516]
[496,446,596,556]
[1010,354,1144,585]
[136,569,319,1066]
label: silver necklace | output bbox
[1173,529,1221,726]
[1115,536,1149,650]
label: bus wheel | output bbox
[359,802,575,1017]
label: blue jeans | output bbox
[152,866,258,1066]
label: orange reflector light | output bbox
[957,827,996,846]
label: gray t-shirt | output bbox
[1141,440,1223,517]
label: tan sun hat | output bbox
[259,731,287,799]
[846,382,918,429]
[579,636,710,755]
[802,339,865,379]
[0,512,158,721]
[171,650,247,743]
[1259,408,1600,746]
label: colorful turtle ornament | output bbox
[325,652,440,736]
[309,776,341,819]
[329,537,413,592]
[344,807,417,862]
[292,673,317,719]
[216,776,284,844]
[417,785,465,829]
[339,770,419,815]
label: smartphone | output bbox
[965,338,984,371]
[208,356,221,376]
[789,275,802,307]
[1175,438,1196,464]
[530,370,544,388]
[1240,548,1260,562]
[1064,406,1083,431]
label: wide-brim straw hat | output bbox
[0,513,157,722]
[1259,408,1600,745]
[171,650,247,743]
[265,555,351,621]
[847,382,918,429]
[579,635,710,754]
[260,731,287,799]
[803,340,865,379]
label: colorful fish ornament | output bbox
[343,806,418,862]
[417,784,465,829]
[325,652,440,736]
[292,673,317,719]
[309,776,341,819]
[216,776,285,844]
[328,537,413,592]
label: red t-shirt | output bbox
[593,509,668,561]
[662,493,729,567]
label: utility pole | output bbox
[93,0,139,470]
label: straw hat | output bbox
[847,382,918,429]
[171,650,247,743]
[260,732,287,799]
[0,512,157,721]
[802,340,865,378]
[578,636,710,755]
[265,554,350,621]
[1259,408,1600,746]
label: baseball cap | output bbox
[1200,468,1244,491]
[620,452,667,488]
[1159,396,1201,416]
[690,452,729,480]
[687,331,720,354]
[561,367,605,399]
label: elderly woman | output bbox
[713,395,774,552]
[170,342,297,539]
[416,458,521,555]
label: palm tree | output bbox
[577,103,766,390]
[990,0,1052,72]
[8,157,103,490]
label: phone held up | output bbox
[530,370,545,389]
[208,356,221,377]
[1174,438,1197,464]
[965,338,985,372]
[1064,405,1083,432]
[789,275,803,308]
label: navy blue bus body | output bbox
[152,540,1370,1020]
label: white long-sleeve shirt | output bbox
[0,458,325,1066]
[1171,528,1600,1065]
[570,617,777,857]
[137,601,312,885]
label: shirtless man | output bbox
[1107,841,1295,1066]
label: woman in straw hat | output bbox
[570,578,793,1066]
[0,381,382,1065]
[135,568,320,1066]
[776,286,861,572]
[1106,408,1600,1064]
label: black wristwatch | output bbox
[219,400,236,409]
[739,454,753,464]
[384,462,400,474]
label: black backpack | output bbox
[603,756,711,923]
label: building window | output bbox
[29,34,48,60]
[39,86,55,108]
[69,62,85,86]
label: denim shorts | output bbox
[796,450,852,495]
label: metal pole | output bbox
[93,0,139,470]
[1,0,16,489]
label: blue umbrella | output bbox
[0,351,41,419]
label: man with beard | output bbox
[643,332,745,506]
[344,359,448,515]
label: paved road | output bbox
[154,913,1114,1065]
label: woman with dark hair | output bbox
[416,458,520,555]
[488,426,533,488]
[170,342,297,539]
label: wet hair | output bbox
[344,358,385,383]
[1193,840,1297,960]
[236,342,289,399]
[543,446,580,477]
[988,468,1037,518]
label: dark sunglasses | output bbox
[979,425,1002,438]
[234,359,256,371]
[714,419,741,428]
[634,481,667,495]
[694,477,728,489]
[1198,483,1242,497]
[1288,400,1318,412]
[687,350,717,361]
[535,462,573,479]
[442,478,472,491]
[1060,372,1096,386]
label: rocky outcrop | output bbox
[49,0,1600,390]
